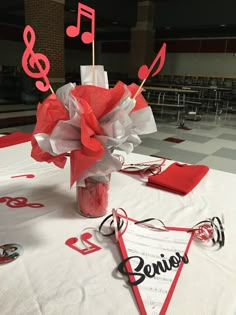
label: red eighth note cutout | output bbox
[138,43,166,81]
[11,174,35,179]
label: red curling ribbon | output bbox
[22,25,51,92]
[192,223,214,241]
[0,196,44,208]
[188,216,225,249]
[121,158,166,178]
[138,43,166,80]
[121,164,162,177]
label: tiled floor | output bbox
[1,103,236,174]
[134,112,236,174]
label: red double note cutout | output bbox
[65,232,101,255]
[66,3,95,44]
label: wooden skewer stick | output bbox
[49,84,54,94]
[133,78,146,100]
[92,40,95,85]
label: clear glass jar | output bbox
[76,175,111,218]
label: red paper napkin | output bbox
[0,132,32,148]
[147,162,209,195]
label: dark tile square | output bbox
[177,126,192,130]
[163,137,185,143]
[213,147,236,160]
[217,133,236,141]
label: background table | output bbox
[1,139,236,315]
[143,86,200,121]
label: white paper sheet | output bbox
[119,219,193,315]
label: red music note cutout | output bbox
[0,196,44,208]
[11,174,35,179]
[65,232,101,255]
[66,3,95,44]
[22,25,51,92]
[138,42,167,80]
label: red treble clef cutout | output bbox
[0,196,44,208]
[22,25,51,92]
[65,232,101,255]
[138,42,167,80]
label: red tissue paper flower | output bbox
[31,94,69,168]
[31,81,157,187]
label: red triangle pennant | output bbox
[117,216,194,315]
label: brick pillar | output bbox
[24,0,65,93]
[128,0,155,79]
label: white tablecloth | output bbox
[1,141,236,315]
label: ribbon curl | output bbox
[188,216,225,249]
